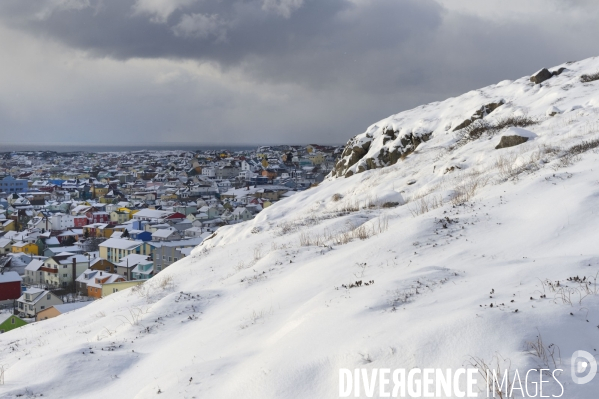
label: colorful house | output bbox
[0,314,27,334]
[11,241,38,256]
[87,271,126,298]
[36,302,91,322]
[0,271,22,301]
[98,238,155,263]
[102,280,147,297]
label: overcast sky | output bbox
[1,0,598,146]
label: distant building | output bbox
[0,176,29,194]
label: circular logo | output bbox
[571,350,598,385]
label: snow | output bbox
[98,238,144,250]
[0,271,21,283]
[51,302,91,314]
[2,57,599,398]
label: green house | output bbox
[0,313,27,334]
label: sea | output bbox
[0,143,265,153]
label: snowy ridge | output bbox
[2,57,599,398]
[331,57,599,178]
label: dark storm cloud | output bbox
[1,0,599,146]
[0,0,444,92]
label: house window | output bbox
[41,305,45,310]
[63,274,68,277]
[63,265,67,269]
[162,255,166,260]
[47,294,51,300]
[168,257,171,262]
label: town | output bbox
[0,144,342,332]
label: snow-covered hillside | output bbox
[3,57,599,399]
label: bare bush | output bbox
[156,275,174,291]
[580,72,599,83]
[455,116,539,148]
[331,193,343,202]
[408,195,444,216]
[451,170,489,205]
[116,306,150,327]
[526,331,561,370]
[253,245,263,261]
[469,354,515,399]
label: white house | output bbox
[24,258,45,285]
[16,288,64,318]
[231,207,253,222]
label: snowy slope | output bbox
[3,57,599,398]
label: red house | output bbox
[74,216,88,228]
[165,212,186,221]
[87,211,109,224]
[0,271,22,301]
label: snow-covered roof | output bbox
[51,302,91,314]
[99,238,144,250]
[152,229,177,238]
[24,259,45,272]
[116,254,150,267]
[0,271,22,283]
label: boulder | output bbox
[530,68,553,85]
[495,127,537,149]
[495,136,529,149]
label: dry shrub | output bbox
[331,193,343,202]
[451,170,489,205]
[455,116,539,148]
[580,72,599,83]
[408,195,444,216]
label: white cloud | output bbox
[34,0,91,20]
[132,0,198,23]
[172,13,226,41]
[261,0,304,18]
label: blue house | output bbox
[132,261,154,280]
[0,176,28,193]
[130,231,152,242]
[131,220,147,230]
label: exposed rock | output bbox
[332,130,431,178]
[530,68,553,84]
[495,136,529,149]
[453,101,505,131]
[546,106,561,117]
[495,127,538,149]
[552,67,566,77]
[444,165,461,174]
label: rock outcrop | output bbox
[452,101,505,132]
[530,67,567,84]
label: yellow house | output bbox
[12,241,38,255]
[91,185,110,199]
[98,238,155,263]
[308,152,325,165]
[110,211,130,224]
[2,219,16,232]
[160,193,178,201]
[115,208,138,220]
[102,280,147,297]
